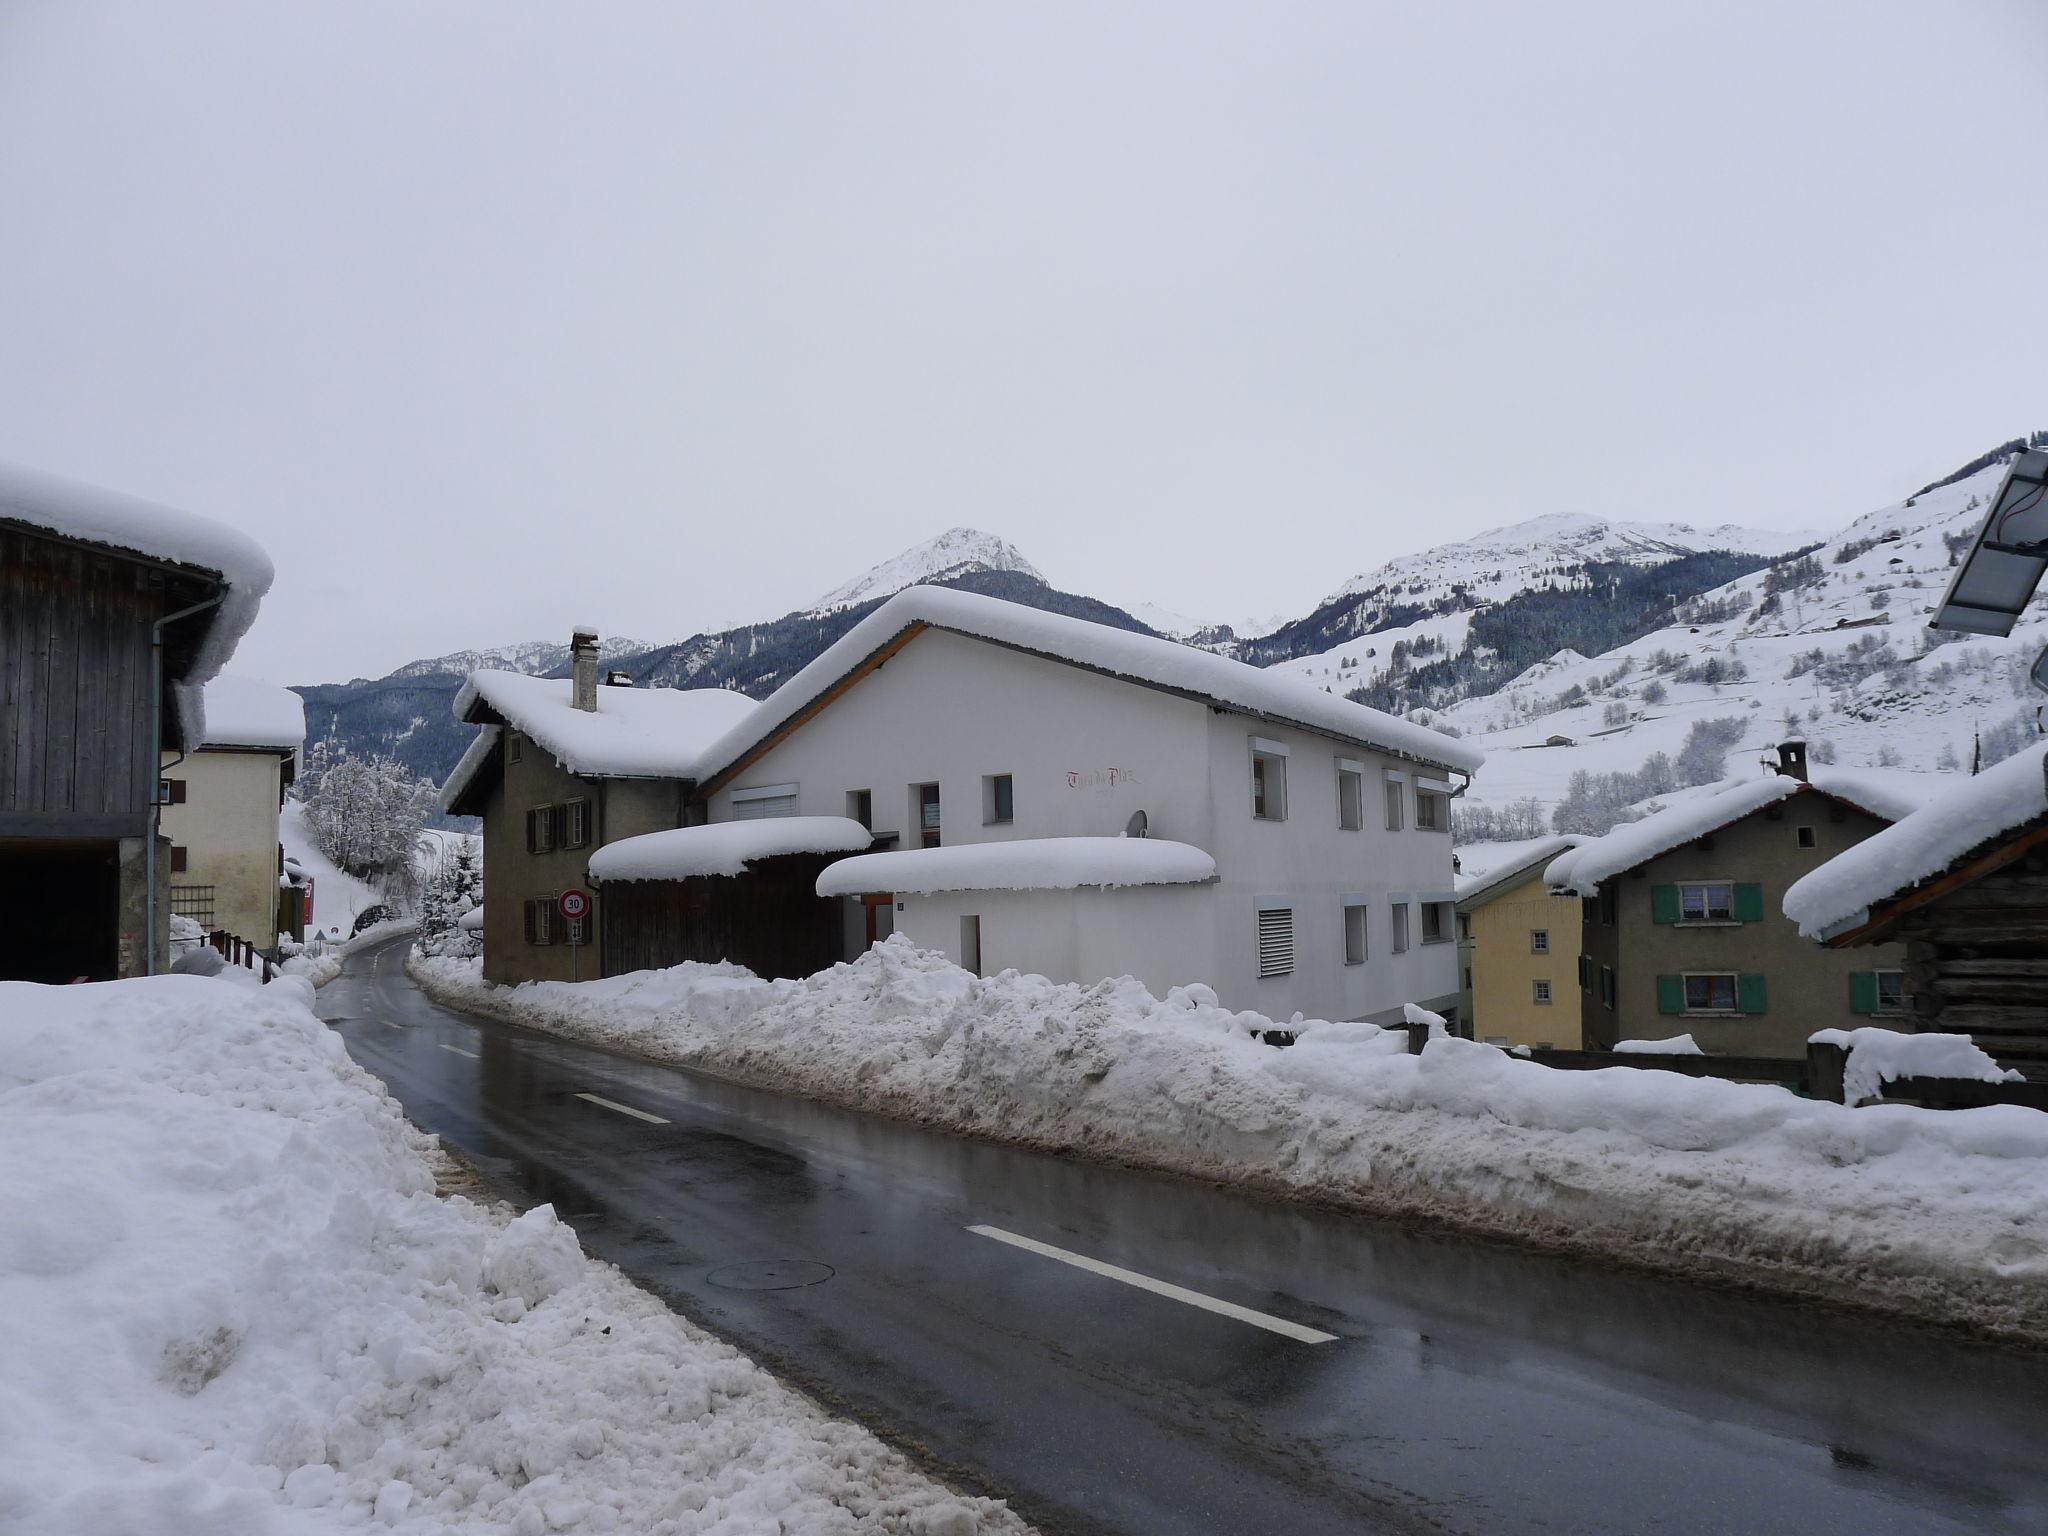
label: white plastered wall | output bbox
[158,747,284,944]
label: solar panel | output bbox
[1931,448,2048,636]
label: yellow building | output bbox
[1456,837,1585,1050]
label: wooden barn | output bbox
[587,817,878,981]
[0,465,272,983]
[1787,742,2048,1076]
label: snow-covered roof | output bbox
[815,835,1217,897]
[1545,769,1947,896]
[1455,835,1581,906]
[442,672,758,810]
[693,586,1483,789]
[590,817,875,882]
[198,674,306,752]
[1784,743,2048,941]
[0,461,274,746]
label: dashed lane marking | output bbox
[966,1224,1338,1344]
[575,1092,670,1125]
[438,1043,480,1059]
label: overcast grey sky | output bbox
[2,2,2043,683]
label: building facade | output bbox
[1457,840,1585,1049]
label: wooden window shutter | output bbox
[1737,973,1768,1014]
[170,846,188,874]
[523,900,536,944]
[1655,975,1684,1014]
[525,811,537,854]
[1848,971,1877,1015]
[167,779,187,805]
[1578,954,1590,990]
[551,804,568,848]
[1734,883,1765,923]
[1649,885,1679,924]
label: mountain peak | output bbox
[810,527,1045,613]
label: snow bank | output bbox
[1614,1034,1706,1056]
[816,836,1216,897]
[592,817,874,882]
[1812,1027,2025,1105]
[200,674,307,752]
[411,939,2048,1342]
[0,974,1024,1535]
[0,461,275,747]
[1785,743,2048,940]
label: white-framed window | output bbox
[1875,969,1906,1013]
[912,782,941,847]
[1383,771,1406,831]
[565,799,591,849]
[1684,973,1739,1013]
[1251,738,1288,821]
[1337,758,1364,831]
[733,782,800,820]
[1679,881,1736,922]
[1796,826,1817,849]
[1390,901,1410,953]
[1533,979,1553,1005]
[1256,898,1294,978]
[1530,928,1549,954]
[1415,779,1450,832]
[1343,901,1368,965]
[983,774,1014,825]
[1421,900,1452,944]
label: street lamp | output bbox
[1931,447,2048,636]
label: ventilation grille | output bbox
[1257,906,1295,978]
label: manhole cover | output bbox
[707,1259,834,1291]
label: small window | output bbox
[983,773,1014,825]
[1337,761,1364,831]
[914,783,941,848]
[565,799,591,849]
[1875,969,1906,1013]
[1383,775,1405,831]
[1530,928,1550,955]
[528,806,555,854]
[170,845,189,874]
[1599,965,1616,1008]
[525,898,555,947]
[508,734,522,763]
[1391,901,1410,953]
[160,778,188,805]
[1684,973,1739,1012]
[1343,903,1368,965]
[1796,825,1817,849]
[1598,885,1618,927]
[734,783,800,820]
[960,915,982,977]
[1680,882,1735,922]
[1421,901,1452,944]
[1251,743,1288,821]
[1533,979,1553,1005]
[1415,788,1447,832]
[1256,904,1295,978]
[846,789,873,830]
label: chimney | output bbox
[1776,739,1809,782]
[571,629,600,712]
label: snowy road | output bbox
[322,937,2048,1536]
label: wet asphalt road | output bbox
[321,936,2048,1536]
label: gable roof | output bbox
[1456,835,1582,908]
[689,585,1483,796]
[1783,743,2048,942]
[439,671,757,814]
[1544,769,1948,897]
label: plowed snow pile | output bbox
[412,939,2048,1341]
[0,972,1024,1536]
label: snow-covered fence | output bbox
[1806,1030,2044,1110]
[206,929,275,983]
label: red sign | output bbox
[557,888,591,923]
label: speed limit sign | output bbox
[558,888,591,922]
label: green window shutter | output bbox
[1738,973,1768,1014]
[1655,975,1685,1014]
[1734,882,1765,923]
[1650,885,1680,924]
[1848,971,1877,1015]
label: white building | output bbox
[666,587,1481,1024]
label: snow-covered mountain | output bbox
[809,527,1043,613]
[388,635,655,682]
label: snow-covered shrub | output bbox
[1674,716,1747,787]
[294,743,439,910]
[415,841,483,958]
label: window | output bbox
[1797,826,1817,849]
[733,783,799,820]
[524,898,555,946]
[1679,882,1735,922]
[527,806,554,854]
[960,915,982,977]
[1530,928,1550,955]
[1391,901,1410,953]
[1383,774,1405,831]
[1250,739,1288,821]
[1579,954,1590,991]
[914,783,941,847]
[1421,901,1452,944]
[1337,760,1364,831]
[1598,885,1617,927]
[508,735,522,763]
[1876,970,1905,1012]
[1415,786,1448,832]
[159,778,188,805]
[565,799,591,849]
[1256,902,1295,978]
[1684,973,1739,1013]
[983,774,1014,825]
[1343,902,1368,965]
[1599,965,1615,1009]
[1457,912,1472,941]
[846,789,873,830]
[170,845,189,874]
[1533,979,1553,1005]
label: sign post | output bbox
[558,888,591,982]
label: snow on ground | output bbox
[0,973,1026,1536]
[410,939,2048,1342]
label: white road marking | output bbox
[438,1043,480,1059]
[966,1224,1338,1344]
[575,1092,669,1125]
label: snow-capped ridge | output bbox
[810,527,1044,613]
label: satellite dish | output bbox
[1124,809,1149,839]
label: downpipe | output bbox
[145,590,225,976]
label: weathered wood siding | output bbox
[0,525,159,820]
[1896,859,2048,1072]
[600,854,846,981]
